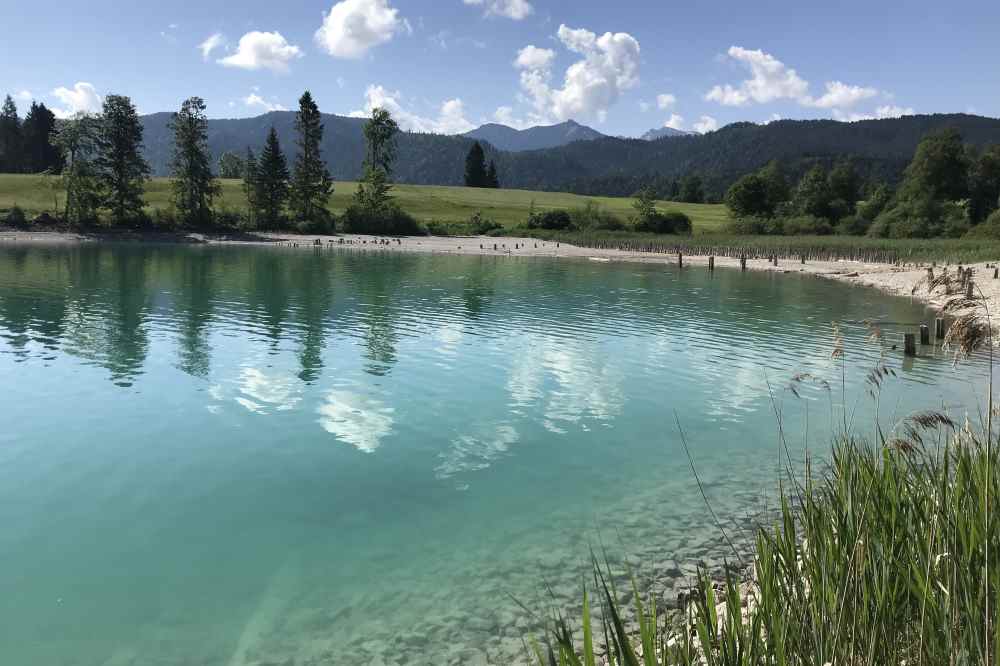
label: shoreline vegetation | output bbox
[4,227,1000,332]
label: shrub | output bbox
[469,211,504,235]
[782,214,833,235]
[214,210,245,230]
[527,209,575,230]
[870,197,969,239]
[341,203,424,236]
[634,210,692,234]
[834,214,871,236]
[725,215,783,235]
[569,201,624,231]
[295,209,335,235]
[966,209,1000,239]
[425,220,454,236]
[150,208,180,230]
[4,205,28,227]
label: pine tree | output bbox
[464,142,487,187]
[95,94,149,224]
[486,160,500,189]
[242,147,259,228]
[169,97,219,227]
[0,95,23,173]
[22,102,62,173]
[289,91,332,224]
[257,127,290,229]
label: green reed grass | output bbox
[531,330,998,665]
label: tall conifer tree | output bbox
[289,91,332,223]
[95,94,149,224]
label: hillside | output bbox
[463,120,605,151]
[138,112,1000,200]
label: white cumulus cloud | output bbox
[656,93,676,110]
[51,82,103,119]
[706,46,809,106]
[243,93,288,112]
[463,0,533,20]
[514,45,555,70]
[218,31,303,73]
[833,104,916,122]
[664,113,685,130]
[511,24,641,124]
[14,90,33,104]
[315,0,405,59]
[802,80,879,109]
[693,115,719,133]
[350,84,474,134]
[706,45,910,122]
[199,33,226,61]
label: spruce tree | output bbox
[169,97,218,227]
[242,147,259,227]
[95,94,149,224]
[464,141,487,187]
[289,91,332,224]
[486,160,500,189]
[0,95,22,173]
[22,102,61,173]
[257,127,290,229]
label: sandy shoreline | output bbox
[3,228,999,331]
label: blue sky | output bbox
[3,0,999,136]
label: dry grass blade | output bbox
[943,312,991,360]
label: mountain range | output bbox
[462,120,605,151]
[138,112,1000,200]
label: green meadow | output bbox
[0,173,730,232]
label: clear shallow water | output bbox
[0,244,991,666]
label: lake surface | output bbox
[0,244,990,666]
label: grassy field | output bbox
[0,174,730,232]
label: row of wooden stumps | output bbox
[903,317,949,356]
[693,253,803,272]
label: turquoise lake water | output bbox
[0,244,991,666]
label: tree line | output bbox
[0,95,64,174]
[723,128,1000,238]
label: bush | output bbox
[870,197,969,239]
[469,211,504,235]
[150,208,180,230]
[569,201,624,231]
[425,220,454,236]
[214,210,245,230]
[341,203,424,236]
[834,214,871,236]
[966,209,1000,239]
[725,215,783,235]
[634,210,692,234]
[4,205,28,227]
[296,209,335,235]
[527,209,575,230]
[782,214,833,235]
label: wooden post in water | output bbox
[935,318,946,340]
[904,333,917,357]
[966,280,975,299]
[994,267,999,279]
[800,254,805,265]
[740,255,747,271]
[708,256,715,271]
[678,252,683,268]
[920,324,930,345]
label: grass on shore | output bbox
[0,174,729,232]
[529,320,999,665]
